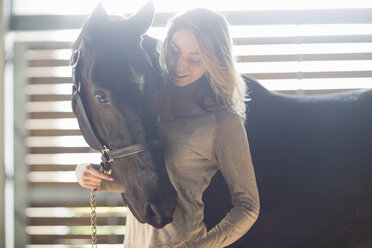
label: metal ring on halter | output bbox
[70,49,81,68]
[100,165,112,175]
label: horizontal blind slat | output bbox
[239,53,372,62]
[30,112,75,119]
[30,165,77,171]
[30,217,126,226]
[234,34,372,45]
[30,60,70,67]
[246,71,372,80]
[30,129,81,136]
[30,95,71,101]
[30,77,72,84]
[30,235,124,244]
[31,202,125,208]
[30,147,92,154]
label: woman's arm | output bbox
[184,113,260,248]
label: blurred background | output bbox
[0,0,371,247]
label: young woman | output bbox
[76,8,259,248]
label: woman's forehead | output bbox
[170,29,200,55]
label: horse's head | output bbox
[71,2,177,228]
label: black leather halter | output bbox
[70,43,162,174]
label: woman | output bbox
[76,8,259,248]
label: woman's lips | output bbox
[173,74,188,80]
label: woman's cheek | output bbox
[166,58,174,70]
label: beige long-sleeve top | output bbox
[100,109,260,248]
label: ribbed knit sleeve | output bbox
[184,112,260,248]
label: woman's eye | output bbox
[190,59,200,64]
[169,47,179,55]
[95,94,110,104]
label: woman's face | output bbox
[166,29,207,87]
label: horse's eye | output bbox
[95,94,110,104]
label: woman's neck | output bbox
[158,76,213,121]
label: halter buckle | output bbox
[101,145,114,163]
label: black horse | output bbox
[71,2,177,229]
[204,79,372,248]
[73,2,372,247]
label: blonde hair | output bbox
[161,8,247,120]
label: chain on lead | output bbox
[90,188,98,248]
[91,165,112,248]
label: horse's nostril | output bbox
[163,216,173,224]
[145,203,159,219]
[145,202,174,228]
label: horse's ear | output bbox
[88,2,108,26]
[84,2,108,44]
[127,1,155,36]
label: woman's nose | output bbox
[174,56,187,73]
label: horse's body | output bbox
[74,2,372,247]
[203,78,372,247]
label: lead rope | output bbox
[90,167,111,248]
[90,188,98,248]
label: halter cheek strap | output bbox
[70,43,162,174]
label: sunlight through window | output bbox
[13,0,372,15]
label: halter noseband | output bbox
[70,44,162,175]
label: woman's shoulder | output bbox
[212,109,249,153]
[214,108,243,124]
[213,108,245,135]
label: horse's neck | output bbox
[142,35,157,54]
[141,35,165,120]
[142,35,162,73]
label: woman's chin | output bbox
[171,77,189,87]
[172,77,203,87]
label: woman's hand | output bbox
[173,243,186,248]
[75,163,114,189]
